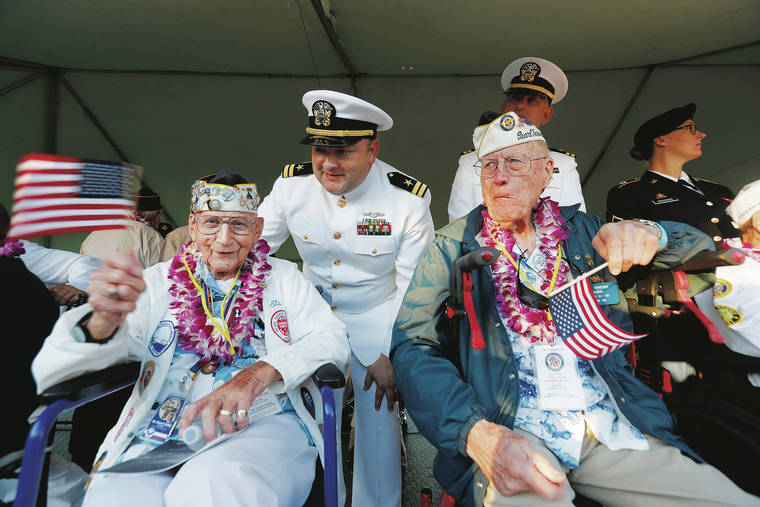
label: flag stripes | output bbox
[8,153,140,239]
[550,276,646,360]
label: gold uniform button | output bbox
[713,235,722,242]
[333,259,341,266]
[337,199,346,208]
[706,201,714,206]
[371,248,377,254]
[331,306,338,311]
[303,234,309,240]
[710,217,719,223]
[332,283,339,289]
[333,232,341,239]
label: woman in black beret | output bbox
[606,103,736,245]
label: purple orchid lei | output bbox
[167,240,271,362]
[481,199,570,345]
[0,239,25,258]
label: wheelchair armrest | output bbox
[311,363,345,389]
[39,361,140,404]
[672,248,745,272]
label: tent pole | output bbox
[58,74,178,227]
[0,72,45,97]
[309,0,358,84]
[59,74,130,162]
[581,66,655,188]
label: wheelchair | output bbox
[436,245,760,505]
[11,361,345,507]
[625,247,760,497]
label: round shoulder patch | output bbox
[271,309,290,342]
[138,360,156,395]
[716,305,742,327]
[713,278,732,298]
[149,321,176,357]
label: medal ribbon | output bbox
[182,250,243,357]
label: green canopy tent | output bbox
[1,0,758,257]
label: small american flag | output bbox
[8,153,140,239]
[549,276,646,360]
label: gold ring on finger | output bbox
[219,409,232,417]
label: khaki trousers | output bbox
[483,428,760,507]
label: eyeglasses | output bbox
[474,156,546,178]
[194,215,256,235]
[672,123,697,135]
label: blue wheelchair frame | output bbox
[14,361,344,507]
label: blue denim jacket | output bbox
[390,205,714,507]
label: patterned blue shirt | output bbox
[488,236,648,468]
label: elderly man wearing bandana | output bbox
[390,113,758,506]
[32,171,350,507]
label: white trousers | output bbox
[350,354,401,507]
[84,414,318,507]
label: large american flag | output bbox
[8,153,140,239]
[549,276,646,360]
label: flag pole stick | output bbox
[549,262,609,297]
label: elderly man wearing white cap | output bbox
[695,179,760,382]
[258,90,434,506]
[391,112,757,506]
[447,57,586,223]
[32,171,350,506]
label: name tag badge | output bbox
[534,344,584,411]
[144,394,188,443]
[652,197,679,205]
[592,282,620,305]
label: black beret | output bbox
[630,103,696,161]
[132,186,162,211]
[200,170,249,186]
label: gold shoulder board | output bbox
[282,162,313,178]
[387,172,429,198]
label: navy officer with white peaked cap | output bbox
[448,57,586,223]
[258,90,435,507]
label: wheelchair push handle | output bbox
[447,246,500,314]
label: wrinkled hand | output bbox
[49,283,86,306]
[87,252,146,339]
[363,354,398,411]
[466,419,566,500]
[591,220,660,275]
[179,361,282,443]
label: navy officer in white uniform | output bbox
[259,90,435,507]
[447,57,586,223]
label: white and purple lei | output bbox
[481,199,570,345]
[0,239,25,258]
[167,240,271,362]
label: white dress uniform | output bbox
[259,158,434,507]
[20,240,102,291]
[447,148,586,223]
[32,257,350,507]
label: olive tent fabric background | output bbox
[1,1,758,258]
